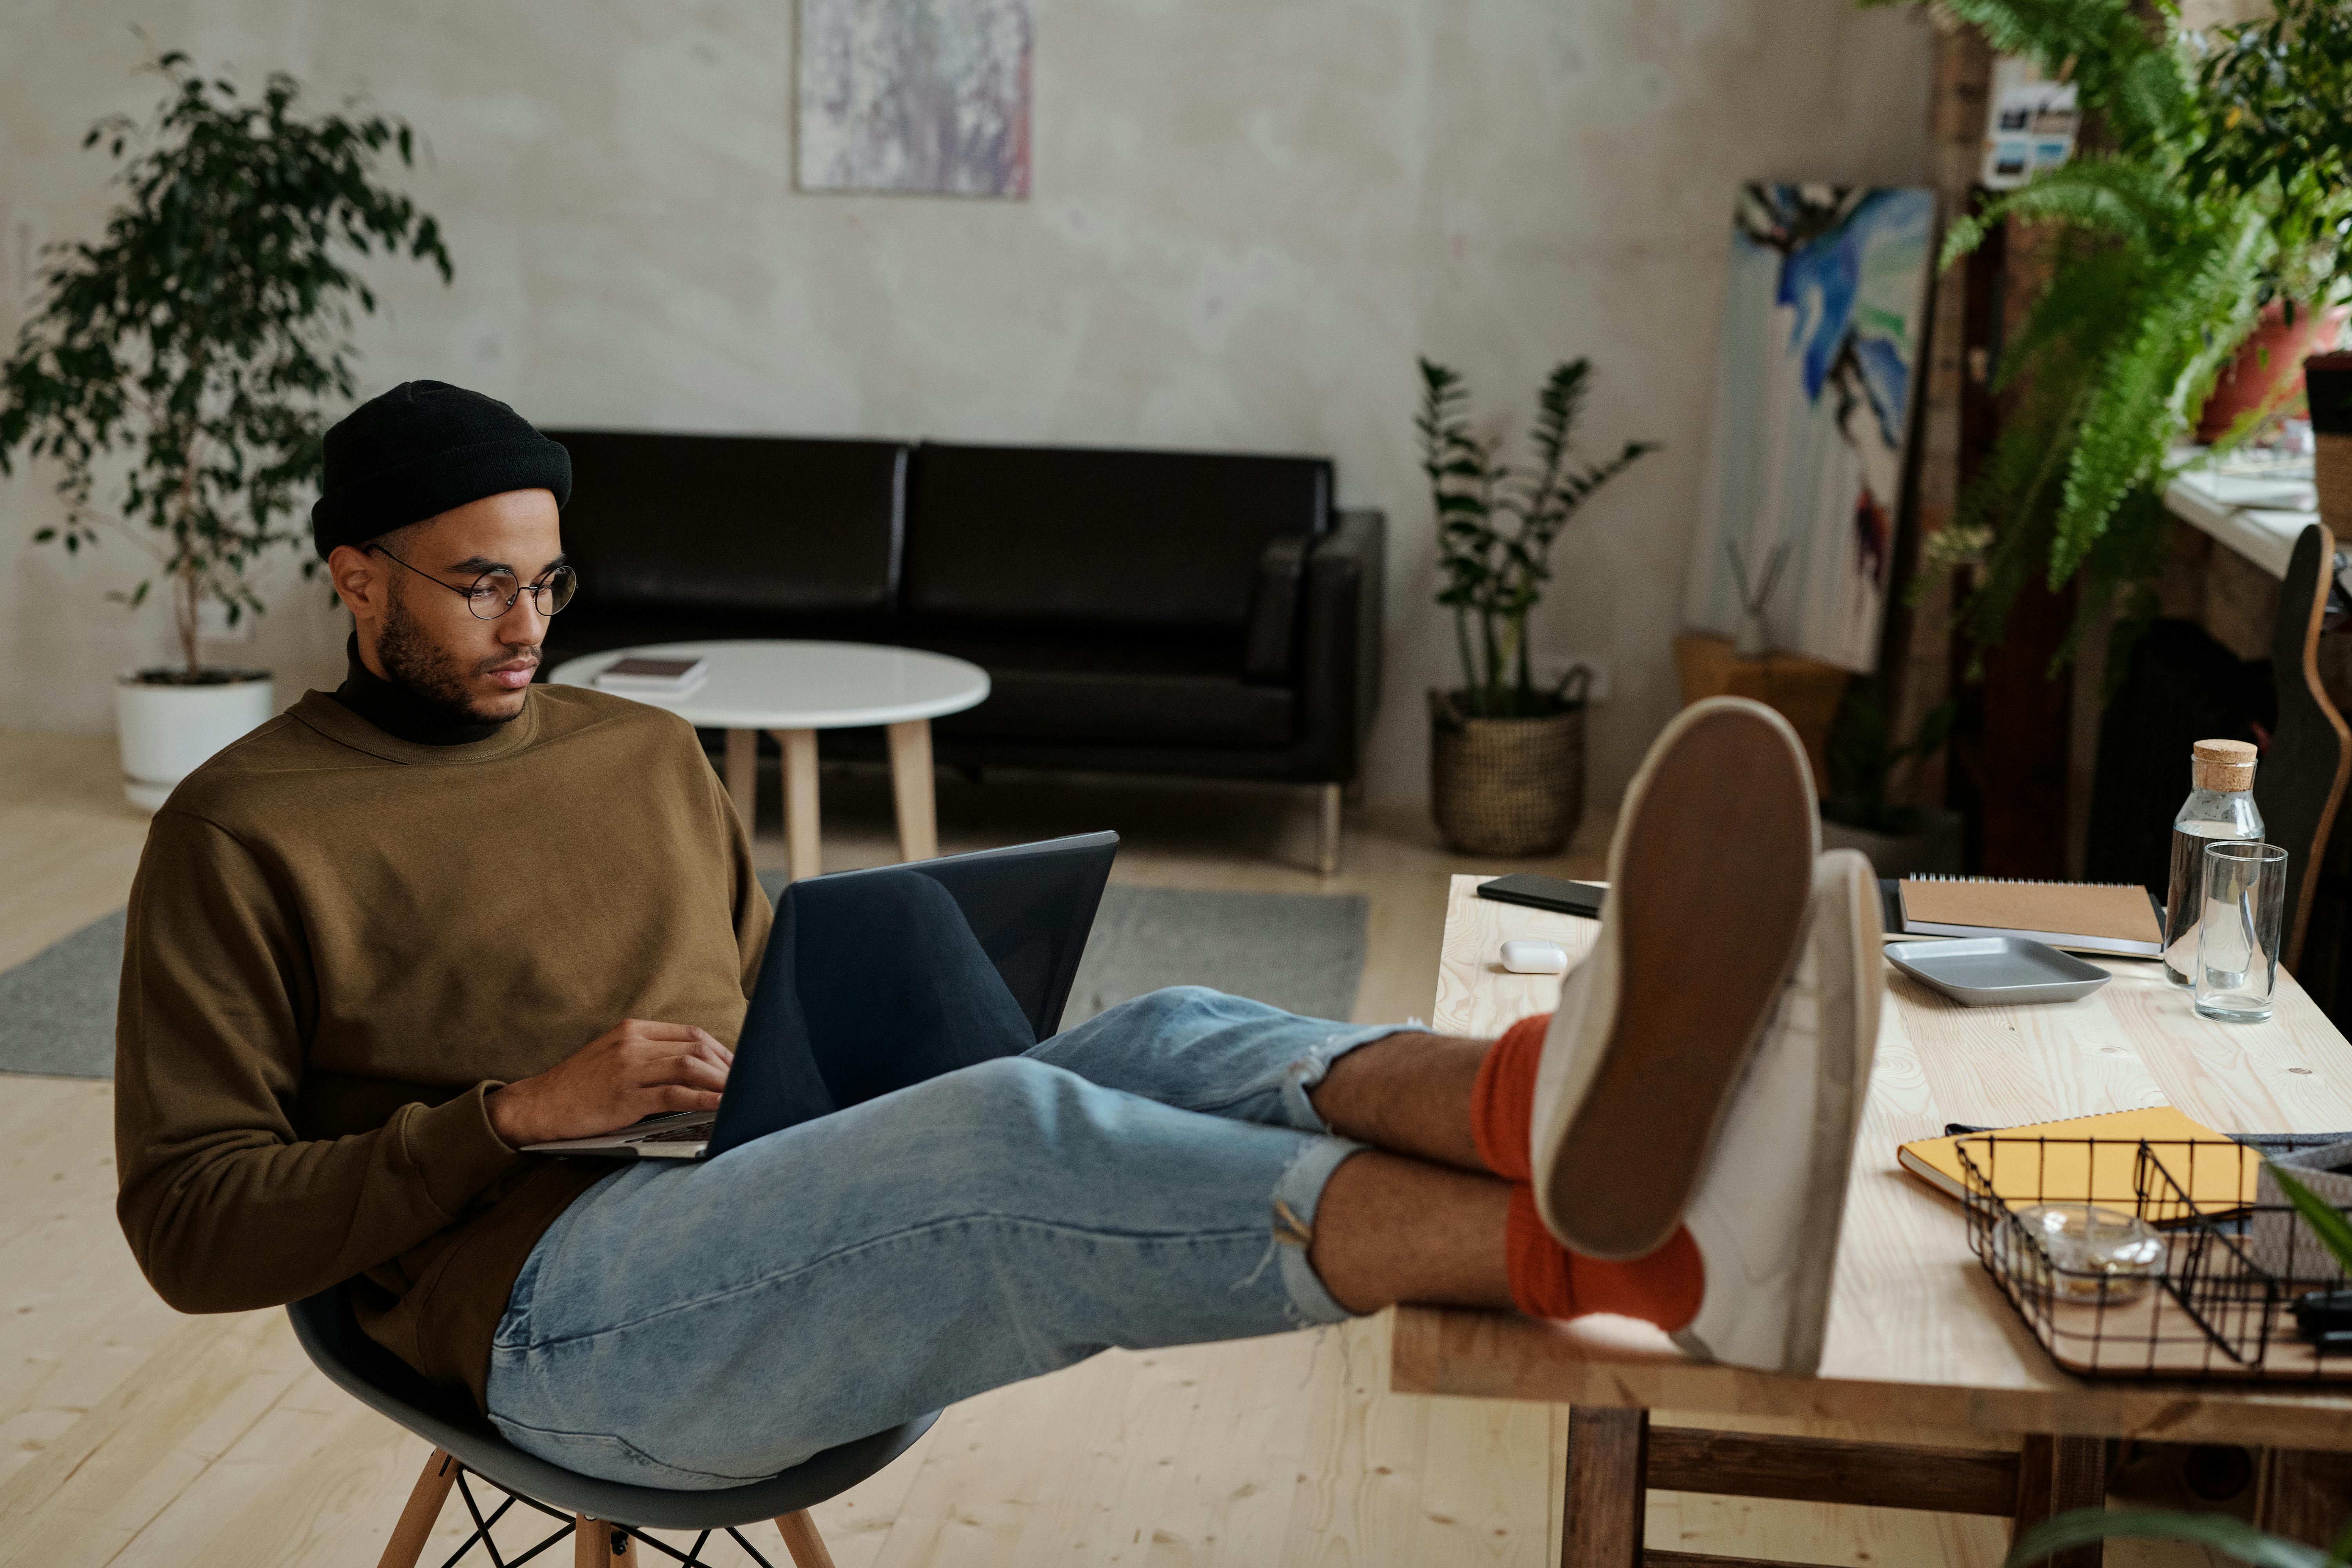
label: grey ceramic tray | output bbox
[1884,936,2112,1006]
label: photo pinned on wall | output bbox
[1681,183,1936,675]
[797,0,1033,198]
[1979,57,2078,191]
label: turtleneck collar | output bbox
[330,633,513,746]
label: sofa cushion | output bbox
[546,430,907,615]
[903,443,1330,630]
[909,625,1297,750]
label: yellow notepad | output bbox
[1897,1105,2256,1211]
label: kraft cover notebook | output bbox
[1896,875,2163,957]
[1897,1105,2256,1212]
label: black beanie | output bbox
[310,380,572,559]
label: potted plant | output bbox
[1883,0,2352,670]
[1416,357,1655,856]
[2189,0,2352,443]
[1819,687,1963,876]
[0,52,451,809]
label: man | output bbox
[116,379,1882,1489]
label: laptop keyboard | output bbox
[629,1123,713,1144]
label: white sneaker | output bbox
[1530,697,1819,1259]
[1672,848,1885,1375]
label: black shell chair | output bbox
[289,1289,936,1567]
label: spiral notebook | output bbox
[1893,875,2163,957]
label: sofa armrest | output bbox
[1295,507,1386,782]
[1242,535,1312,681]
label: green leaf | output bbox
[2269,1164,2352,1281]
[2005,1506,2336,1568]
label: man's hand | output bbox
[487,1020,735,1147]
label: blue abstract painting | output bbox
[1682,184,1936,673]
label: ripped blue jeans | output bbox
[485,894,1408,1489]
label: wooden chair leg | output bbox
[1560,1405,1647,1568]
[377,1448,458,1568]
[775,1508,839,1568]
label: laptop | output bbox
[523,831,1118,1161]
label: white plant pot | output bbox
[115,671,277,811]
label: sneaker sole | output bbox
[1536,699,1817,1260]
[1777,848,1883,1375]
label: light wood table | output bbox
[1393,875,2352,1567]
[549,639,989,882]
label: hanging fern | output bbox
[1866,0,2345,679]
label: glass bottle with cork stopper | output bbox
[2162,739,2264,986]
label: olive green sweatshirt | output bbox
[114,684,771,1410]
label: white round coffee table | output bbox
[547,640,990,882]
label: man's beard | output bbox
[377,588,533,726]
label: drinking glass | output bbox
[2194,840,2288,1022]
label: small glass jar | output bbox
[2014,1203,2164,1304]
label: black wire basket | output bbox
[1957,1133,2352,1381]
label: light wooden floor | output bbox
[0,729,2092,1566]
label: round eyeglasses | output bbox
[369,546,578,620]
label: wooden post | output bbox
[375,1448,457,1568]
[775,1509,839,1568]
[1886,17,1991,811]
[574,1517,606,1568]
[774,728,821,882]
[886,719,938,863]
[1560,1405,1647,1568]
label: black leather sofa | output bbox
[536,430,1385,869]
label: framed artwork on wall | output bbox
[1681,183,1937,674]
[797,0,1033,198]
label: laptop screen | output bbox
[708,832,1117,1158]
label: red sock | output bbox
[1469,1013,1549,1181]
[1472,1013,1704,1331]
[1505,1188,1703,1328]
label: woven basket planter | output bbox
[1428,690,1587,857]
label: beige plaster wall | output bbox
[0,0,1934,808]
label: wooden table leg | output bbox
[725,728,757,834]
[2011,1434,2106,1568]
[886,719,938,863]
[376,1448,457,1568]
[2256,1447,2352,1549]
[1561,1405,1647,1568]
[773,728,820,882]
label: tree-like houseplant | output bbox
[1417,357,1655,856]
[0,53,451,808]
[1820,687,1962,876]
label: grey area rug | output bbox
[0,887,1366,1079]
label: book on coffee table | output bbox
[594,656,709,695]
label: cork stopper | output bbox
[2192,739,2258,792]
